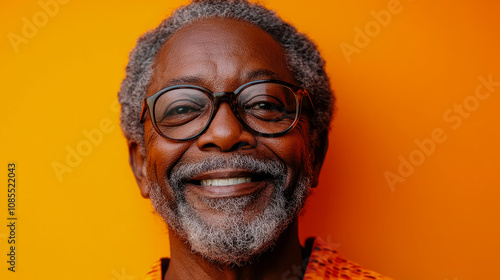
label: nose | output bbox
[196,103,257,152]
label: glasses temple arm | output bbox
[139,99,148,122]
[302,90,315,112]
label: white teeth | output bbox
[200,177,251,187]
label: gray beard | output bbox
[147,154,312,266]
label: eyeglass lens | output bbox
[153,83,298,140]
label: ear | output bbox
[128,141,149,198]
[310,129,329,188]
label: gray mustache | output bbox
[169,154,286,185]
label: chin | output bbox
[178,193,288,266]
[185,182,275,226]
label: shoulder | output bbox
[303,238,393,280]
[141,239,393,280]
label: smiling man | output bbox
[118,1,391,279]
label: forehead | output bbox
[148,18,295,94]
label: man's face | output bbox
[137,18,315,264]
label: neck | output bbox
[164,221,304,280]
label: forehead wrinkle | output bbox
[154,43,242,89]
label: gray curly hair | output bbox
[118,0,334,150]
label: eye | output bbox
[244,100,285,114]
[241,95,289,121]
[165,104,200,116]
[250,101,282,111]
[243,94,285,110]
[158,99,207,126]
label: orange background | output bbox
[1,0,500,279]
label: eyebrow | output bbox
[156,69,283,90]
[244,69,282,81]
[158,76,205,89]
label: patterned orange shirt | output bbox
[142,238,393,280]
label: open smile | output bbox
[200,177,252,187]
[185,170,270,198]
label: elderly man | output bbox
[118,0,391,279]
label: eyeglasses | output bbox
[139,79,314,141]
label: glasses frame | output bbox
[139,79,314,142]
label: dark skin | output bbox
[128,18,328,280]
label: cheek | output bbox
[144,123,191,187]
[285,120,312,177]
[260,127,311,182]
